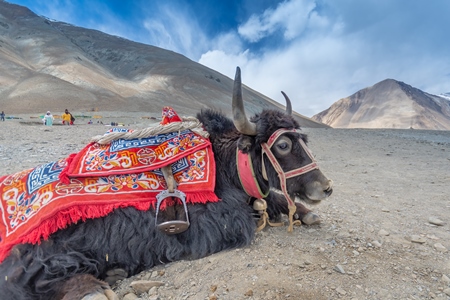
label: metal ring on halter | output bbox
[155,189,190,235]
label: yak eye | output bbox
[274,137,292,155]
[278,142,289,150]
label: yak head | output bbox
[232,67,333,205]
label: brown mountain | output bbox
[312,79,450,130]
[0,1,326,128]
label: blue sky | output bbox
[7,0,450,116]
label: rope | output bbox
[90,117,209,145]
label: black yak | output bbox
[0,67,332,300]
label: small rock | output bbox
[372,240,382,248]
[426,234,440,240]
[336,287,347,295]
[151,271,159,278]
[334,264,345,274]
[428,216,445,226]
[378,229,390,236]
[442,274,450,283]
[130,280,164,294]
[410,235,426,244]
[123,293,138,300]
[444,288,450,296]
[244,289,253,296]
[381,208,390,212]
[434,243,447,252]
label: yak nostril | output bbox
[324,186,333,196]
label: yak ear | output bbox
[237,135,254,153]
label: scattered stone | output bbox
[336,287,347,295]
[148,286,158,296]
[244,289,253,297]
[444,288,450,296]
[428,217,445,226]
[334,264,345,274]
[410,235,426,244]
[426,234,440,240]
[372,240,382,248]
[381,208,390,212]
[130,280,164,294]
[434,243,447,252]
[378,229,390,236]
[123,293,138,300]
[442,274,450,283]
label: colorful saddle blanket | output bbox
[0,126,218,262]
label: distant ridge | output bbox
[312,79,450,130]
[0,1,327,128]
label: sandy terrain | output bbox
[0,115,449,300]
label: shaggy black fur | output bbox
[0,108,318,300]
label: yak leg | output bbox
[58,274,118,300]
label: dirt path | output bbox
[0,119,449,299]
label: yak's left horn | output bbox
[281,91,292,115]
[232,67,257,135]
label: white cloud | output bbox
[238,0,316,42]
[141,4,208,60]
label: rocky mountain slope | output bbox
[0,1,326,128]
[312,79,450,130]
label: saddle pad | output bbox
[0,132,218,263]
[64,129,211,177]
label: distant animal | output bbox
[0,67,332,300]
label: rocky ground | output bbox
[0,115,449,300]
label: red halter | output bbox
[237,128,320,231]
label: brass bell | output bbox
[253,199,267,211]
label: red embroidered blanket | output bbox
[0,110,219,263]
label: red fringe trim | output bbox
[0,192,220,263]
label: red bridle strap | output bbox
[261,128,319,232]
[236,148,270,199]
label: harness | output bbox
[238,128,319,232]
[156,127,320,235]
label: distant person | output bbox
[62,109,72,125]
[43,111,54,126]
[0,111,4,121]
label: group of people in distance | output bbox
[43,109,74,126]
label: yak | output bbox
[0,67,333,300]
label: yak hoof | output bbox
[301,212,321,225]
[104,268,128,285]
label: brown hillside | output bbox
[0,1,327,128]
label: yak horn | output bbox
[232,67,257,135]
[281,91,292,115]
